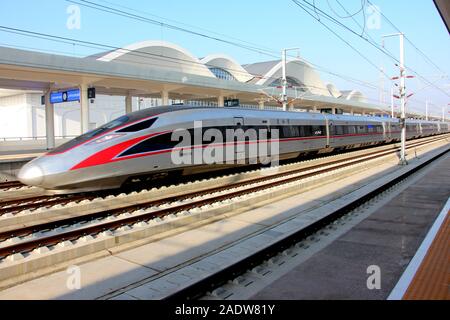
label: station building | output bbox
[0,40,384,150]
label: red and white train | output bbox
[18,106,449,193]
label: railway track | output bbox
[1,134,448,218]
[0,134,447,261]
[0,181,24,191]
[160,145,450,300]
[0,194,95,215]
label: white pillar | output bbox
[425,101,429,121]
[125,94,132,114]
[80,84,90,134]
[313,106,318,113]
[259,101,265,110]
[218,95,225,107]
[332,108,336,115]
[161,90,169,106]
[391,87,395,118]
[44,90,55,150]
[350,109,354,116]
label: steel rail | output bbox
[162,147,450,300]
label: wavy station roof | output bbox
[91,41,377,111]
[0,40,390,115]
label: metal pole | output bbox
[425,100,429,121]
[282,49,287,111]
[380,66,385,105]
[443,106,446,122]
[399,33,407,165]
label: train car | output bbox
[17,106,449,194]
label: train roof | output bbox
[125,105,449,124]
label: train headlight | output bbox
[90,134,125,144]
[18,164,44,186]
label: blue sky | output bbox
[0,0,448,116]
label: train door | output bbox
[260,119,271,164]
[261,119,271,141]
[325,116,333,147]
[233,117,245,163]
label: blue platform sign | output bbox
[50,89,80,104]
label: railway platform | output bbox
[0,150,44,182]
[389,198,449,300]
[251,154,450,300]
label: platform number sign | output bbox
[50,89,81,104]
[225,99,240,107]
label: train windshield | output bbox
[47,115,130,154]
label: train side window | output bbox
[270,126,284,138]
[358,125,367,134]
[281,125,299,138]
[291,126,300,137]
[282,126,292,138]
[117,118,158,133]
[335,126,344,136]
[348,126,356,134]
[302,126,312,137]
[312,126,324,136]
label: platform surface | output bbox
[0,151,44,163]
[398,201,449,300]
[252,154,450,300]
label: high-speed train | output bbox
[18,106,450,193]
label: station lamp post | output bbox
[281,48,300,111]
[383,33,408,166]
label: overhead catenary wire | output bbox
[64,0,388,94]
[95,0,278,56]
[366,0,449,78]
[66,0,275,57]
[291,0,450,99]
[0,27,399,112]
[0,1,431,113]
[326,0,366,19]
[70,0,430,106]
[291,0,394,82]
[0,9,389,100]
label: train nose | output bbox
[17,162,45,186]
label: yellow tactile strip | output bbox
[403,211,450,300]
